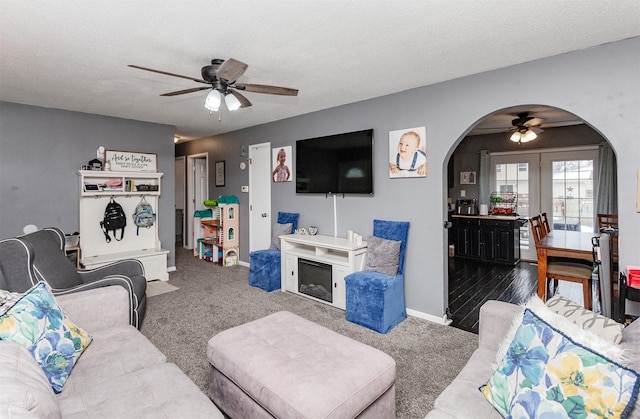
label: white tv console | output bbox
[280,234,367,310]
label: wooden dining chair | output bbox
[540,212,551,234]
[529,215,547,245]
[597,213,619,268]
[597,213,618,229]
[530,216,594,309]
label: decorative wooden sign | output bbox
[105,150,157,172]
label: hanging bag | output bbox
[132,196,156,235]
[100,197,126,242]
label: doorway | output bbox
[446,105,613,331]
[185,153,208,249]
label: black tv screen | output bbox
[296,129,374,195]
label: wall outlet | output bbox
[241,185,249,193]
[460,190,466,197]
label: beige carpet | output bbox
[141,247,478,418]
[146,280,179,297]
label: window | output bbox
[550,159,594,232]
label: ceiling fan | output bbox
[128,58,298,112]
[508,112,545,144]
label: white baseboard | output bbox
[407,308,452,326]
[239,260,249,268]
[167,266,176,273]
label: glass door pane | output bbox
[491,154,539,261]
[542,150,597,233]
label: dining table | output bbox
[535,230,596,300]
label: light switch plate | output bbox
[460,190,466,197]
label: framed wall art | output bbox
[388,126,427,178]
[460,171,476,185]
[104,150,157,172]
[272,145,292,182]
[215,161,225,187]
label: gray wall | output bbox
[177,37,640,321]
[0,103,177,266]
[1,38,637,321]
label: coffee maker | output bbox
[456,199,478,215]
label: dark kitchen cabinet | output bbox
[454,218,482,259]
[453,216,521,265]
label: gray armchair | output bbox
[0,227,147,328]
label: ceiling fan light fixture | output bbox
[204,89,221,112]
[224,92,241,111]
[510,128,537,144]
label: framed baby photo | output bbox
[389,126,427,178]
[272,145,292,182]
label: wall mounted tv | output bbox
[296,129,374,195]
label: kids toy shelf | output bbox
[77,170,168,280]
[194,197,240,267]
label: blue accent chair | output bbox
[248,212,299,292]
[344,219,410,333]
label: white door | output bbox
[249,143,272,252]
[174,157,186,244]
[194,158,208,212]
[540,149,597,304]
[490,153,540,261]
[185,154,208,249]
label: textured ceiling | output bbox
[1,1,639,141]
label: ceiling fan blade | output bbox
[235,83,299,96]
[229,89,252,108]
[128,65,208,84]
[160,86,211,97]
[525,117,545,127]
[216,58,248,83]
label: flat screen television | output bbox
[296,129,374,195]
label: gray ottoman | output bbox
[207,311,397,418]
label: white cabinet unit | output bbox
[280,234,367,310]
[77,170,169,281]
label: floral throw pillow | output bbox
[480,309,639,418]
[0,282,92,393]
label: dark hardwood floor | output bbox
[448,257,538,334]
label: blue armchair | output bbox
[344,219,410,333]
[249,212,299,292]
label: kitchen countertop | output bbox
[451,214,524,221]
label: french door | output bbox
[490,148,598,261]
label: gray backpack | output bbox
[132,197,155,235]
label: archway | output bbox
[445,104,617,332]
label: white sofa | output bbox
[425,300,640,419]
[0,286,223,418]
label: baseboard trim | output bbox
[407,308,452,326]
[167,266,176,273]
[239,260,249,268]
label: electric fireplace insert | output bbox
[298,258,332,303]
